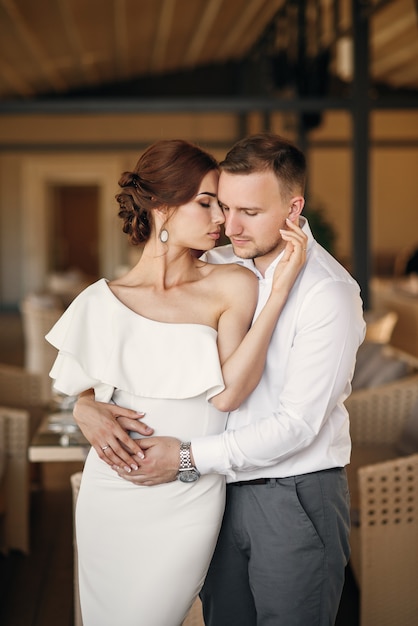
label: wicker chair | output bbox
[364,309,398,344]
[0,406,31,553]
[70,471,205,626]
[20,295,63,404]
[352,455,418,626]
[0,364,44,553]
[0,363,44,436]
[346,372,418,626]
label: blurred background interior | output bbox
[1,1,418,625]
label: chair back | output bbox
[20,295,63,404]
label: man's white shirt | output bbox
[192,218,366,482]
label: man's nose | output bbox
[224,211,241,237]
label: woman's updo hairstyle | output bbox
[116,139,218,245]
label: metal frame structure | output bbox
[1,0,417,306]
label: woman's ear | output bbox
[154,204,169,218]
[153,205,172,231]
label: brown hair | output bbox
[220,132,306,200]
[117,139,218,245]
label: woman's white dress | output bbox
[46,279,227,626]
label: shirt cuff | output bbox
[191,433,234,478]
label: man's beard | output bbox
[232,238,284,260]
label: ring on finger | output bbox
[101,445,110,451]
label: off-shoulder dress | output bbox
[46,278,227,626]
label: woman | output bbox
[46,139,306,626]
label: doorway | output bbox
[22,154,123,297]
[49,185,100,280]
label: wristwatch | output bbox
[177,441,200,483]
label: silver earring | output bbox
[159,228,169,243]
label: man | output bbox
[75,133,365,625]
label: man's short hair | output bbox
[220,133,306,199]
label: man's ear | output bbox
[288,196,305,221]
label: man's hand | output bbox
[73,391,154,471]
[113,437,181,486]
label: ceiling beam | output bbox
[0,58,35,97]
[372,11,414,48]
[150,0,177,73]
[56,0,99,86]
[238,0,286,57]
[183,0,223,67]
[386,61,418,87]
[0,0,67,93]
[0,95,349,115]
[113,0,129,79]
[1,92,417,116]
[214,0,277,60]
[372,40,418,76]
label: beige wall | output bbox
[1,109,417,306]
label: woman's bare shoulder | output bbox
[205,262,258,299]
[206,261,256,281]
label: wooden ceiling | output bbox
[0,0,417,103]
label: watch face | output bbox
[178,469,200,483]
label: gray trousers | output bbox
[200,468,351,626]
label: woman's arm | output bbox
[74,221,306,472]
[112,222,307,484]
[212,220,307,411]
[73,390,154,470]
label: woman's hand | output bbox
[73,391,154,471]
[112,436,181,486]
[273,218,308,295]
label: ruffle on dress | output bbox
[46,279,225,402]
